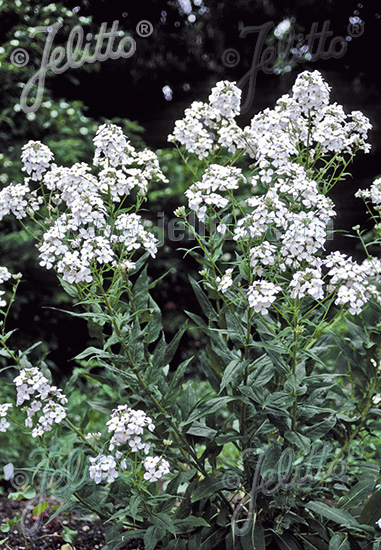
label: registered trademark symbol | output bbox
[136,20,153,37]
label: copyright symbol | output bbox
[221,48,240,68]
[222,472,241,489]
[11,470,30,489]
[136,20,153,37]
[347,21,364,37]
[10,48,29,67]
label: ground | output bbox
[0,495,144,550]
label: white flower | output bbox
[216,268,234,293]
[93,124,135,167]
[0,404,12,432]
[247,281,281,315]
[185,164,245,220]
[143,456,170,482]
[208,80,242,119]
[89,454,119,484]
[0,267,12,284]
[289,268,324,300]
[21,141,54,180]
[13,367,67,436]
[0,403,12,417]
[0,183,31,221]
[168,101,215,159]
[250,242,277,276]
[85,431,102,442]
[107,406,155,451]
[129,436,143,452]
[292,70,331,114]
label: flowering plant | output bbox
[2,70,381,549]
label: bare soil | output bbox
[0,495,143,550]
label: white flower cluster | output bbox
[85,431,102,442]
[21,141,54,181]
[0,267,12,285]
[356,177,381,205]
[143,455,170,482]
[88,406,170,485]
[170,70,371,166]
[290,268,324,301]
[13,367,68,438]
[106,405,154,452]
[89,454,119,484]
[313,104,372,155]
[250,242,277,276]
[0,403,12,432]
[236,163,335,271]
[1,125,165,285]
[209,80,242,119]
[247,281,282,315]
[171,71,377,317]
[0,183,33,220]
[216,268,233,293]
[323,252,381,315]
[93,124,135,168]
[185,164,245,221]
[291,70,331,113]
[168,81,243,159]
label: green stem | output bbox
[64,418,99,454]
[291,301,299,432]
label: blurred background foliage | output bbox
[1,0,381,463]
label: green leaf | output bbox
[60,279,79,298]
[87,319,104,342]
[32,501,49,517]
[253,522,266,550]
[224,308,245,345]
[1,516,21,533]
[220,359,247,393]
[299,534,328,550]
[8,486,36,501]
[239,521,266,550]
[188,275,218,321]
[186,422,218,439]
[184,396,239,425]
[168,357,193,396]
[62,525,78,544]
[305,501,359,528]
[328,533,350,550]
[284,431,311,453]
[301,417,336,439]
[247,355,275,387]
[260,443,283,477]
[164,323,188,364]
[272,531,302,549]
[144,525,166,550]
[192,476,225,503]
[338,477,375,511]
[151,512,178,535]
[185,310,208,329]
[143,298,162,344]
[153,334,166,367]
[360,489,381,525]
[173,516,210,533]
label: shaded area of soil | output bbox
[0,495,143,550]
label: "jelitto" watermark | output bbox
[10,19,153,114]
